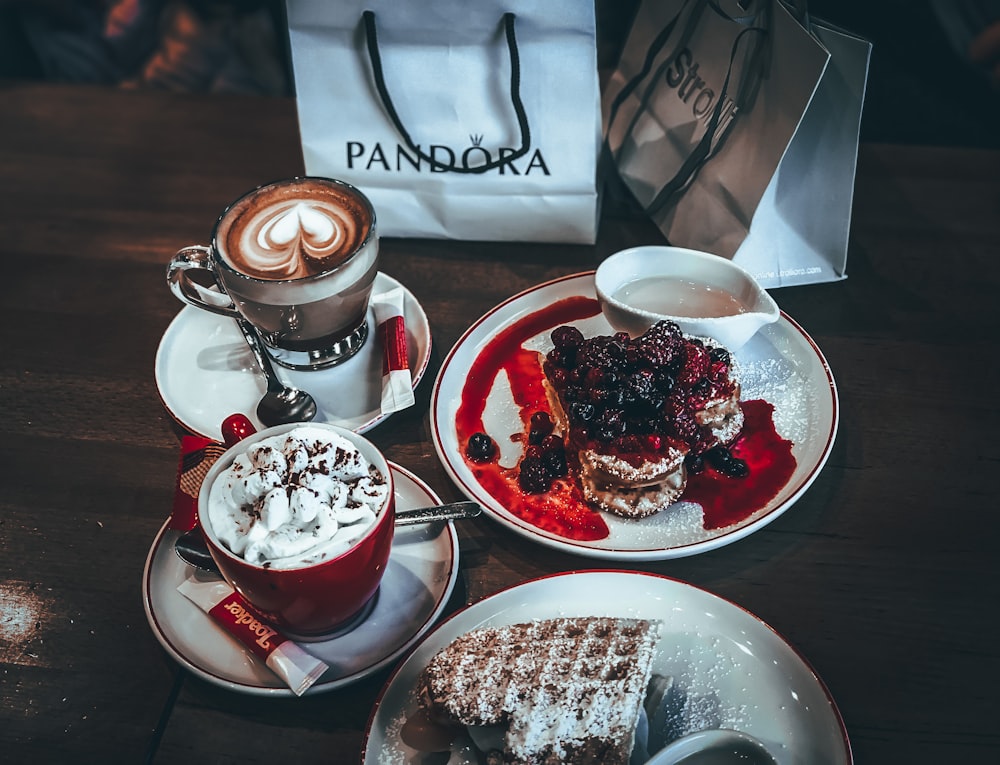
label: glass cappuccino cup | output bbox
[167,177,379,370]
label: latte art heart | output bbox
[235,202,352,279]
[220,181,372,282]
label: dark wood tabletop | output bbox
[1,81,998,764]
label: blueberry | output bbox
[465,432,497,463]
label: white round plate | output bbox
[156,272,431,439]
[363,571,851,765]
[431,272,837,560]
[142,464,459,696]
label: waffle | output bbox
[418,616,660,765]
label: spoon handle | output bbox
[394,501,481,526]
[234,317,282,393]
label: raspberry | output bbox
[709,361,729,382]
[670,411,699,442]
[678,344,710,387]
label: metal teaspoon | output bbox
[234,317,318,427]
[173,501,482,573]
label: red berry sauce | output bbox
[455,296,796,542]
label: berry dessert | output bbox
[539,320,745,518]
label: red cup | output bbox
[197,420,395,640]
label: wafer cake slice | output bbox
[418,616,661,765]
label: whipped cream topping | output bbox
[206,427,389,569]
[232,199,359,280]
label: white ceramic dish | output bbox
[155,272,431,439]
[363,571,852,765]
[595,246,780,350]
[142,463,458,696]
[431,272,837,561]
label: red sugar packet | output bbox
[178,577,328,695]
[372,287,415,413]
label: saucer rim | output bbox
[154,271,432,439]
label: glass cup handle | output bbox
[166,245,241,317]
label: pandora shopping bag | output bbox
[604,0,870,288]
[286,0,602,243]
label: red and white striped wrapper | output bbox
[177,577,328,695]
[372,287,415,413]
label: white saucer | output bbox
[364,571,851,764]
[142,463,459,696]
[155,272,431,439]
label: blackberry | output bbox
[569,401,596,423]
[540,434,563,452]
[546,347,575,369]
[708,346,732,365]
[654,370,677,393]
[595,409,626,441]
[518,455,551,493]
[551,325,584,349]
[541,445,568,477]
[465,432,497,463]
[686,454,706,474]
[626,369,656,401]
[584,367,604,388]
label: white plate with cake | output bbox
[430,272,837,561]
[362,570,851,765]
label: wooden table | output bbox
[1,82,997,763]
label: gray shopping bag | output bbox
[604,0,871,288]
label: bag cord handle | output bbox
[645,23,767,215]
[362,10,531,174]
[606,0,771,216]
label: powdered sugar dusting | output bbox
[418,617,660,764]
[737,350,811,446]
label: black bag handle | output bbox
[362,10,531,174]
[645,22,768,215]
